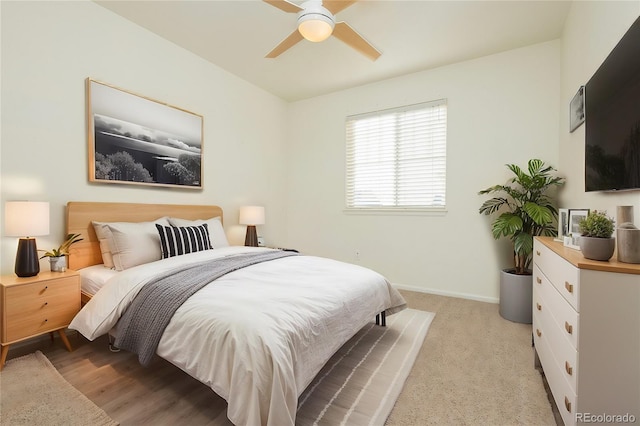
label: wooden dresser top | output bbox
[536,236,640,275]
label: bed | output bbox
[66,202,406,426]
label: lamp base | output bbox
[244,225,258,247]
[15,238,40,277]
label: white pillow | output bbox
[168,216,229,248]
[98,239,115,269]
[92,217,170,271]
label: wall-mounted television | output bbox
[585,16,640,192]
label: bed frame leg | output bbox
[375,311,386,327]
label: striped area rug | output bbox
[296,308,435,426]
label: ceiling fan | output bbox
[263,0,381,60]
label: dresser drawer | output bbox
[3,277,79,343]
[533,283,578,393]
[534,309,578,426]
[533,264,579,350]
[534,240,580,310]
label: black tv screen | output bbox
[585,16,640,192]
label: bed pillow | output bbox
[92,217,170,271]
[98,239,115,269]
[168,216,229,248]
[155,224,212,259]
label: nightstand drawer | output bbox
[3,277,80,343]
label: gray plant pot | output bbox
[49,256,67,272]
[499,269,532,324]
[579,236,615,261]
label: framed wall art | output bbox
[569,85,585,133]
[87,78,203,189]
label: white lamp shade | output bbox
[239,206,265,226]
[297,3,334,42]
[5,201,50,237]
[298,16,334,42]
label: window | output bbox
[345,100,447,211]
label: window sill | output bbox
[343,208,447,216]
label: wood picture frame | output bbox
[86,78,203,189]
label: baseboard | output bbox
[392,283,499,304]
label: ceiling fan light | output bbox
[298,12,334,42]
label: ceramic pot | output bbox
[579,236,615,261]
[499,269,532,324]
[49,256,67,272]
[617,228,640,263]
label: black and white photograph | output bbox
[87,79,203,189]
[569,85,585,133]
[565,208,589,249]
[555,208,569,242]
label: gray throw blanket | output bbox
[114,251,298,366]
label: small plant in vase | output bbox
[578,210,615,261]
[39,233,83,272]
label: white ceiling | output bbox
[96,0,572,102]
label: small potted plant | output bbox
[39,233,83,272]
[578,210,615,261]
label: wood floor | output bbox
[5,333,233,425]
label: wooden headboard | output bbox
[66,202,223,270]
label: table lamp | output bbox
[239,206,265,247]
[4,201,50,277]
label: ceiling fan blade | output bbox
[265,30,304,58]
[323,1,357,15]
[263,0,303,13]
[332,21,381,60]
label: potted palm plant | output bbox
[478,159,565,323]
[578,210,615,261]
[39,233,83,272]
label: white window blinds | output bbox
[346,100,447,210]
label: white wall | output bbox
[0,1,289,274]
[285,41,561,302]
[559,1,640,218]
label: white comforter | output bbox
[70,246,406,426]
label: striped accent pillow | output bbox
[155,224,212,259]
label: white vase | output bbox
[49,256,67,272]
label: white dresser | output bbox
[533,237,640,426]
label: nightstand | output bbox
[0,270,80,370]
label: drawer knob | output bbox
[536,250,541,256]
[44,302,48,306]
[565,321,573,335]
[536,329,542,338]
[44,319,48,322]
[536,303,542,311]
[565,281,574,294]
[536,277,542,284]
[564,396,572,413]
[565,361,573,376]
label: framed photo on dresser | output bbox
[565,208,589,249]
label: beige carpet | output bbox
[0,351,118,426]
[387,291,556,426]
[296,308,435,425]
